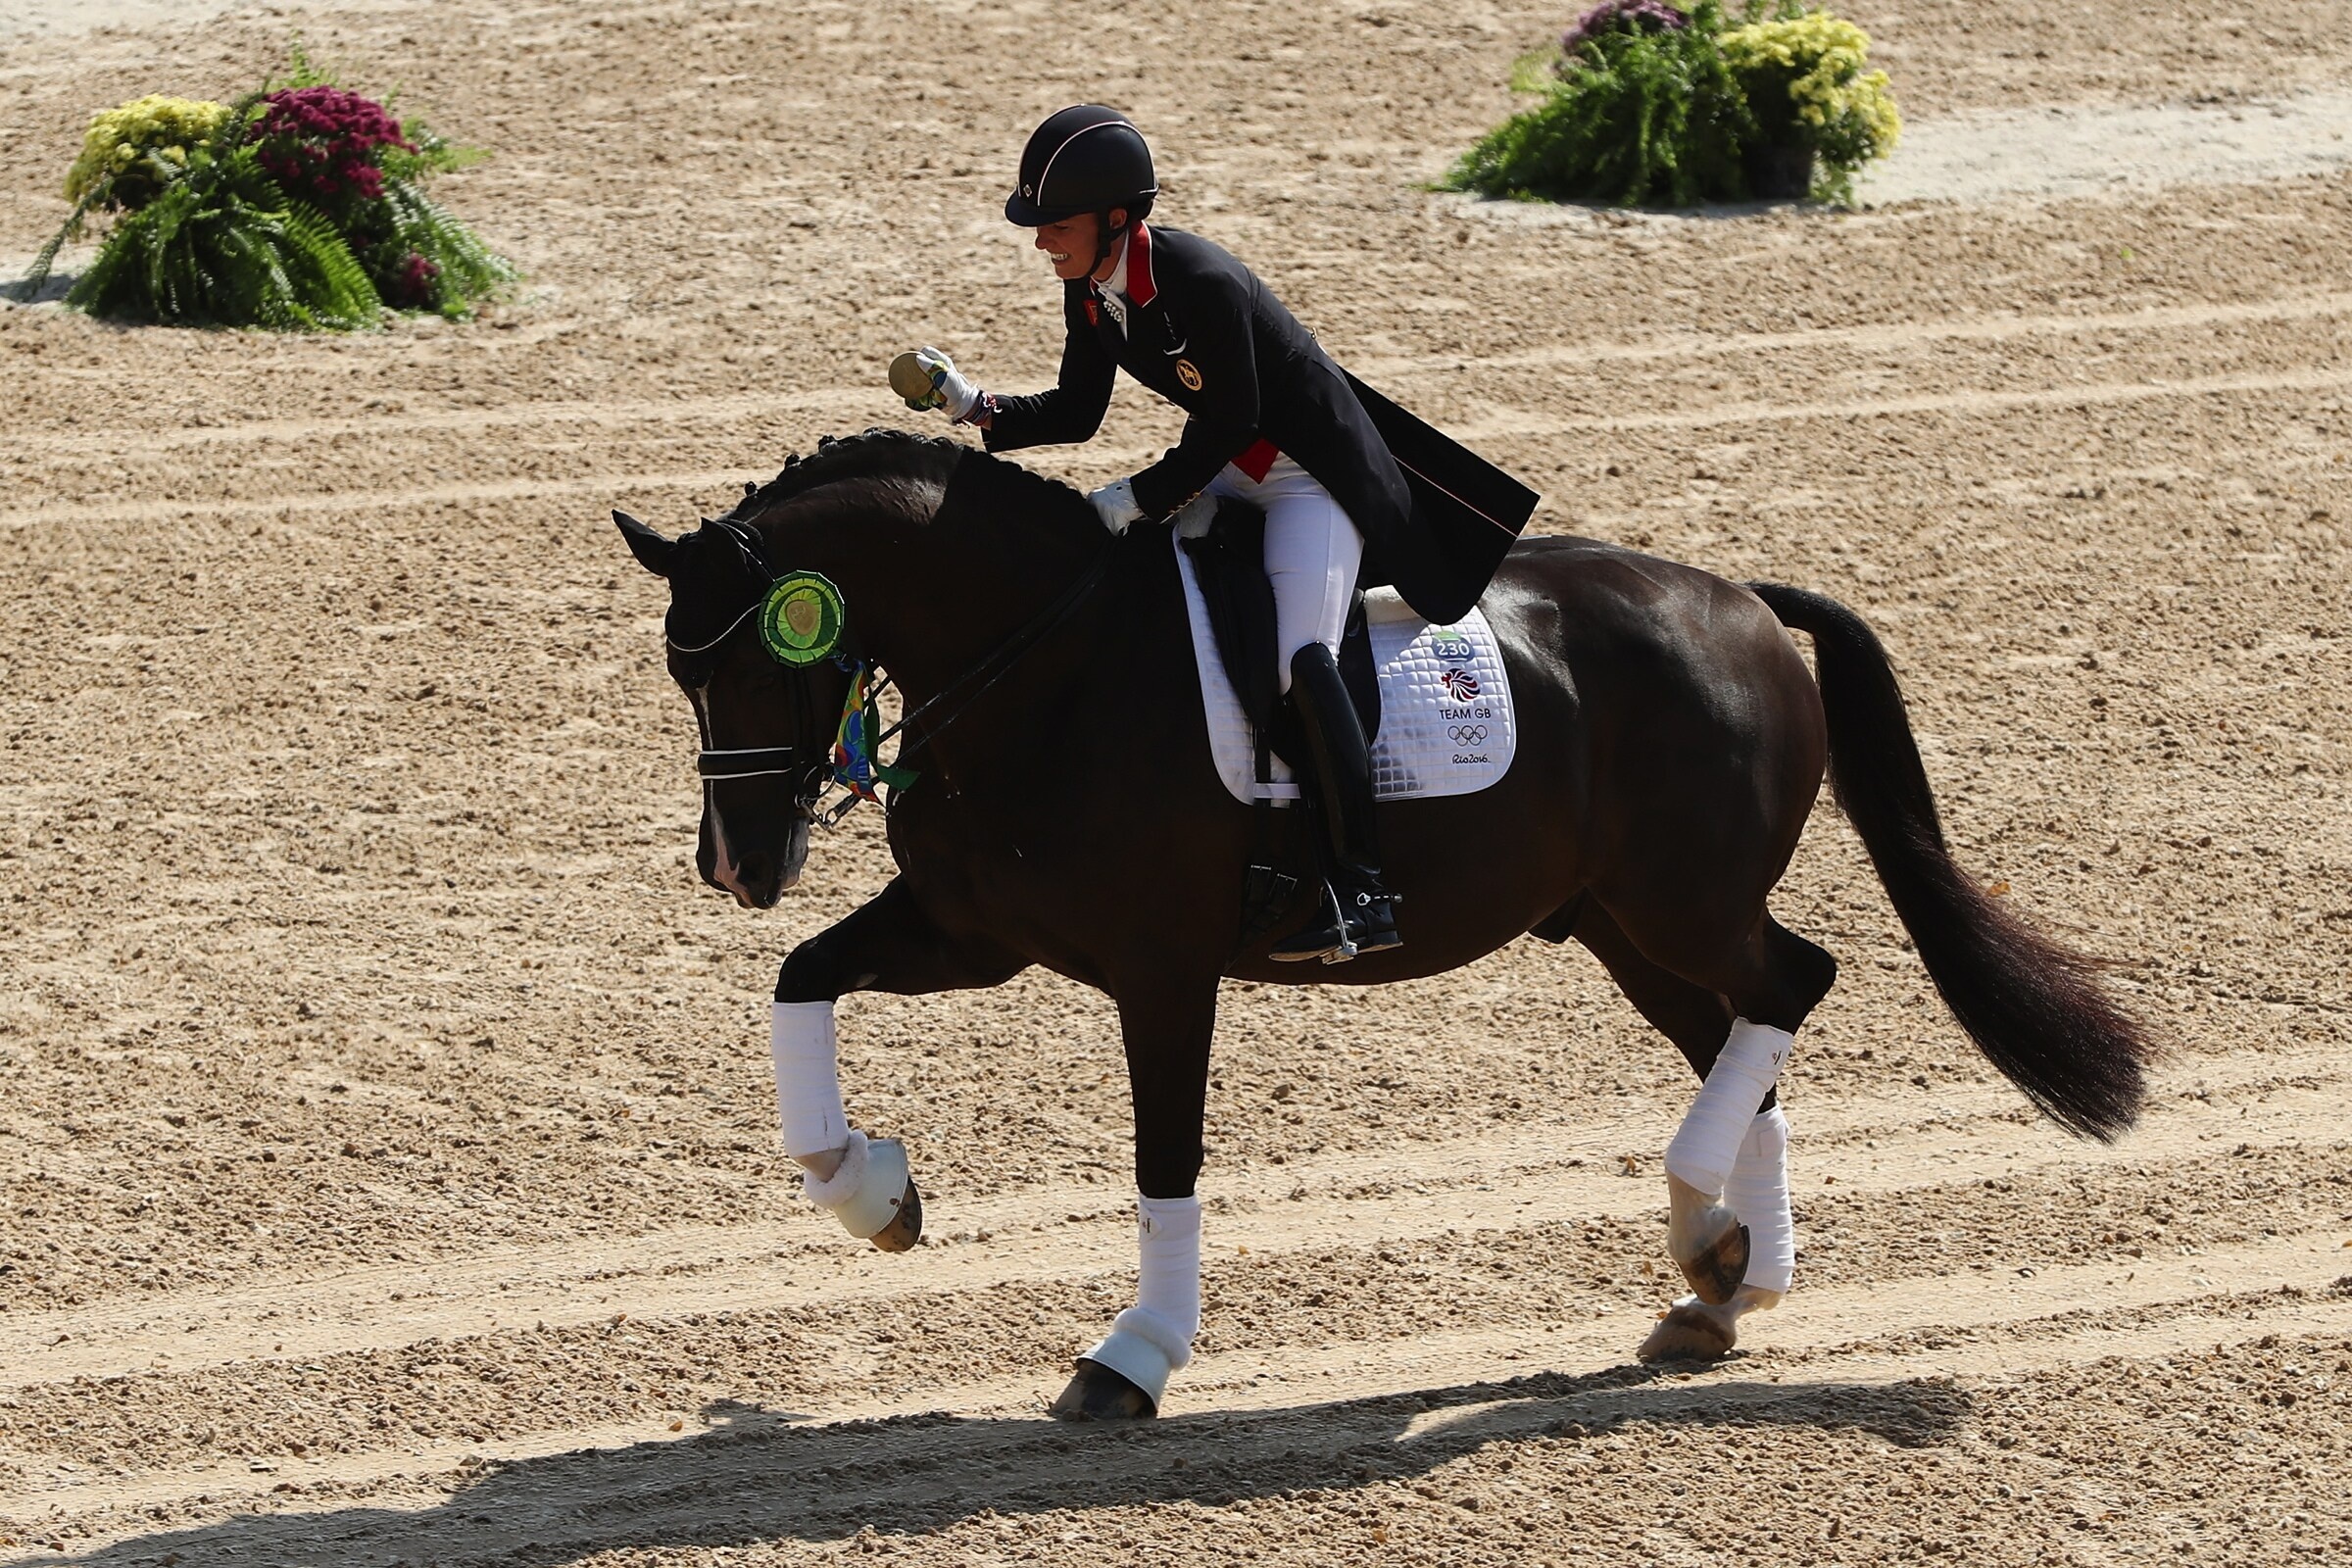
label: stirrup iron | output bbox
[1320,882,1358,965]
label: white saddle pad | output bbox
[1173,532,1518,806]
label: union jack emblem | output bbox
[1442,668,1480,702]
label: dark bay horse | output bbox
[614,429,2153,1416]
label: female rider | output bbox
[896,105,1532,963]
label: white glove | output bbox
[1172,492,1220,540]
[1087,477,1147,535]
[890,346,980,419]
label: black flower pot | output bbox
[1746,140,1815,200]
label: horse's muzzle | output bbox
[701,809,811,909]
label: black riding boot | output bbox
[1269,644,1402,963]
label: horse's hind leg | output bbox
[1572,904,1832,1359]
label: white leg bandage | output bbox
[771,1001,906,1241]
[1664,1018,1792,1198]
[1724,1105,1794,1294]
[770,1000,849,1159]
[1080,1194,1202,1408]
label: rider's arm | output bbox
[983,286,1117,452]
[1126,271,1262,520]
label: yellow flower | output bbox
[1723,10,1900,160]
[64,95,231,205]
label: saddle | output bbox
[1178,497,1380,772]
[1180,497,1382,954]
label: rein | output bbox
[870,543,1113,759]
[678,522,1113,825]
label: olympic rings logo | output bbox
[1447,724,1490,746]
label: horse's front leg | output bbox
[1051,977,1219,1422]
[771,876,1026,1251]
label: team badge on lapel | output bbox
[1176,359,1202,392]
[1084,299,1101,327]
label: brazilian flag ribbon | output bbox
[831,665,919,804]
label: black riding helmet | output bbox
[1004,105,1157,228]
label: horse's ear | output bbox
[613,510,675,577]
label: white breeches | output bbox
[1205,456,1364,693]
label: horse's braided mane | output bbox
[726,426,1097,534]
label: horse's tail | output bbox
[1746,582,2157,1141]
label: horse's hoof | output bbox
[1050,1358,1158,1421]
[867,1175,922,1252]
[1639,1299,1739,1362]
[1677,1220,1749,1306]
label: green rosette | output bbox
[759,571,846,665]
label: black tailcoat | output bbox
[983,224,1537,624]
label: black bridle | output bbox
[670,515,1113,823]
[665,520,833,796]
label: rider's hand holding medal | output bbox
[891,346,1142,536]
[890,346,982,419]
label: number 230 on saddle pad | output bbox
[1173,533,1518,806]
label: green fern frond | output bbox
[365,175,514,316]
[7,183,111,303]
[67,140,382,330]
[1444,0,1758,208]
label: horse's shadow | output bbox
[38,1360,1967,1566]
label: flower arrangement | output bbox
[1560,0,1690,57]
[64,95,232,210]
[10,53,511,328]
[1720,12,1900,205]
[1444,1,1899,208]
[249,85,412,203]
[1447,0,1753,209]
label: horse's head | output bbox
[616,508,857,909]
[616,430,1104,908]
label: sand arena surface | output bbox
[2,0,2349,1562]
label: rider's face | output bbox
[1033,212,1126,282]
[1034,216,1099,281]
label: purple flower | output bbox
[249,85,410,205]
[1562,0,1689,54]
[395,252,440,307]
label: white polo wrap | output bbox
[770,1000,850,1160]
[1664,1018,1792,1198]
[1725,1105,1794,1294]
[1079,1193,1201,1407]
